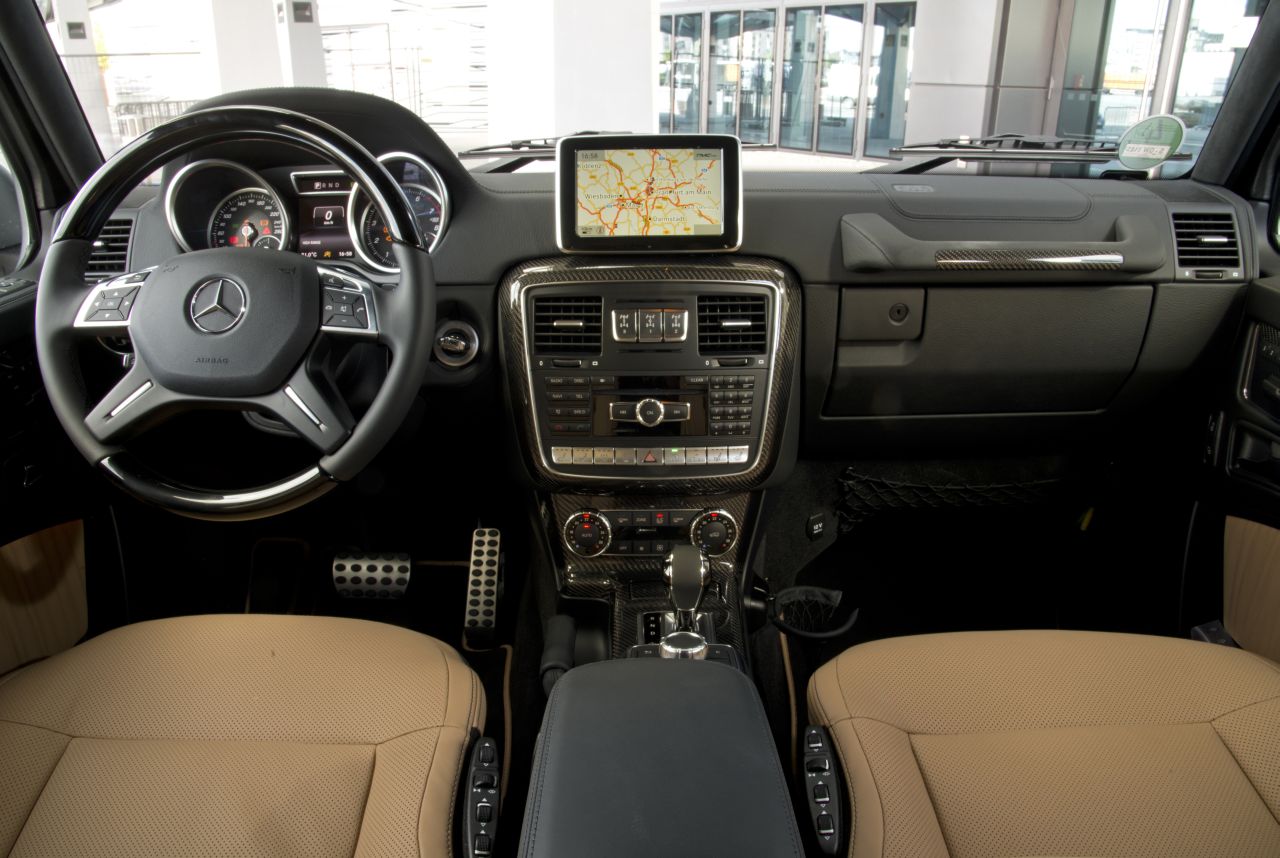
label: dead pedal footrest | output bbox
[465,529,501,643]
[333,553,411,599]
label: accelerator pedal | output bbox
[333,553,412,599]
[465,528,501,647]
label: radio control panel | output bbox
[516,276,784,482]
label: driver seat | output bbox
[0,614,484,858]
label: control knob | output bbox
[689,509,739,557]
[563,510,612,557]
[635,397,665,427]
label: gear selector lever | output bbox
[660,544,710,659]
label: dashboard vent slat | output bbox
[697,295,767,355]
[85,218,134,284]
[1171,212,1240,270]
[532,296,602,354]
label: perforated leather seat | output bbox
[0,614,484,858]
[809,630,1280,858]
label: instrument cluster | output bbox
[163,152,449,273]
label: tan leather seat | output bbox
[0,614,484,858]
[809,630,1280,858]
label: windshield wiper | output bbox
[874,133,1192,174]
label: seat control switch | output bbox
[461,736,500,858]
[802,725,844,855]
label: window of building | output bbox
[865,2,915,157]
[817,5,864,155]
[780,7,821,150]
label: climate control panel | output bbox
[561,508,739,558]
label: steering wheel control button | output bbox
[189,277,248,334]
[611,310,637,343]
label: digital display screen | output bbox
[556,134,741,254]
[297,194,356,261]
[296,175,354,195]
[574,148,724,239]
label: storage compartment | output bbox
[825,285,1153,415]
[517,659,803,858]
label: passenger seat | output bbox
[808,630,1280,858]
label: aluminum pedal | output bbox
[333,553,411,599]
[465,529,501,643]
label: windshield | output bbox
[46,0,1267,174]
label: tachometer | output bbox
[358,183,443,268]
[208,188,287,250]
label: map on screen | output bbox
[574,148,724,238]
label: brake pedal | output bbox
[465,529,501,645]
[333,553,411,599]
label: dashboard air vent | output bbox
[85,218,134,284]
[697,295,767,355]
[1172,212,1240,270]
[532,296,603,354]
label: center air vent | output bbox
[697,295,767,355]
[1172,211,1240,270]
[85,217,134,284]
[532,296,603,354]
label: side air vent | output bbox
[697,294,767,355]
[1172,211,1240,270]
[85,218,134,284]
[532,296,603,354]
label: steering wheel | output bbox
[35,106,435,520]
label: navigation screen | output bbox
[557,134,741,253]
[574,148,724,239]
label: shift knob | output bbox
[664,544,709,631]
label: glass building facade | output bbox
[658,0,1268,163]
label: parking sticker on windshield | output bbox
[1117,115,1186,170]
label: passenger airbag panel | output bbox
[825,286,1153,415]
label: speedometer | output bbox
[358,183,443,268]
[208,188,287,250]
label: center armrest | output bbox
[517,658,804,858]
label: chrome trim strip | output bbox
[283,384,326,430]
[346,151,450,273]
[164,160,289,253]
[1024,253,1124,265]
[512,267,784,483]
[108,380,153,418]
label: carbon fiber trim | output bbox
[499,256,801,492]
[935,249,1123,271]
[552,492,751,658]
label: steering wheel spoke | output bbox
[255,361,354,454]
[84,357,175,444]
[318,266,380,341]
[72,268,154,338]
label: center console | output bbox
[500,256,799,665]
[517,658,804,858]
[500,134,800,671]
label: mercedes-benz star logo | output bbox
[189,278,247,334]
